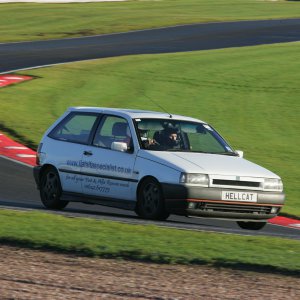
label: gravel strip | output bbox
[1,245,299,299]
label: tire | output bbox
[136,178,170,220]
[237,221,267,230]
[40,166,69,209]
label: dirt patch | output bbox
[1,245,299,299]
[62,29,96,36]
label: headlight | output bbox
[263,178,283,191]
[180,173,209,186]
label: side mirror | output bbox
[111,142,128,152]
[235,150,244,158]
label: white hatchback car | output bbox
[33,107,285,230]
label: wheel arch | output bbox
[135,176,161,207]
[39,164,59,183]
[38,163,68,209]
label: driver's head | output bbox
[168,132,177,141]
[165,128,178,147]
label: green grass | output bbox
[0,42,299,216]
[0,209,299,274]
[0,0,300,42]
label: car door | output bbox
[81,114,138,202]
[47,112,99,194]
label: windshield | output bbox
[135,118,236,154]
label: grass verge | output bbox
[0,209,299,275]
[0,0,300,42]
[0,42,299,216]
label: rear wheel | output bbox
[237,221,267,230]
[137,178,169,220]
[40,166,68,209]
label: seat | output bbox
[153,130,164,145]
[112,122,132,148]
[112,122,129,137]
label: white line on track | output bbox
[5,146,27,150]
[291,224,300,228]
[16,154,36,158]
[0,155,33,168]
[0,59,107,75]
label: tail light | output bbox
[36,143,43,165]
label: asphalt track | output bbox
[0,19,300,239]
[1,18,300,73]
[0,156,299,240]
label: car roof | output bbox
[68,106,205,123]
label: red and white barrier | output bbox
[0,133,36,166]
[268,216,300,229]
[0,75,32,88]
[0,1,126,3]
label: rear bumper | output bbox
[161,183,285,220]
[33,166,42,188]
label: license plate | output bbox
[221,191,257,202]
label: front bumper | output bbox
[161,183,285,220]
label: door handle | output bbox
[83,150,93,156]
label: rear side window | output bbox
[49,112,98,144]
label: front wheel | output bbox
[136,178,170,221]
[40,166,69,209]
[237,221,267,230]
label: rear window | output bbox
[49,112,98,144]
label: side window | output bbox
[93,115,132,150]
[49,113,98,144]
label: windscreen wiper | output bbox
[217,152,239,156]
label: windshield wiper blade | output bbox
[217,152,239,156]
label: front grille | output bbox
[213,179,260,188]
[196,202,272,215]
